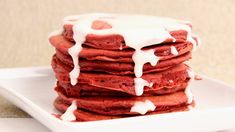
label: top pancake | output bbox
[50,14,199,51]
[62,24,189,50]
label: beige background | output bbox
[0,0,235,117]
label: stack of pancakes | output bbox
[49,14,199,122]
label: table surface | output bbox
[0,118,50,132]
[0,0,235,118]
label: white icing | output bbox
[68,45,81,86]
[185,86,193,104]
[130,100,156,115]
[185,69,195,104]
[64,13,196,86]
[149,82,154,87]
[119,44,123,50]
[61,101,77,121]
[170,46,178,56]
[187,33,197,51]
[134,78,152,96]
[68,19,93,85]
[187,69,195,79]
[172,37,176,42]
[132,49,159,77]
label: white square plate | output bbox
[0,67,235,132]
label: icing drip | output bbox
[68,45,81,86]
[119,44,123,50]
[134,78,152,96]
[132,49,159,78]
[170,46,178,56]
[63,14,196,88]
[149,82,154,87]
[61,101,77,121]
[185,85,193,104]
[187,34,197,51]
[68,19,93,85]
[186,69,195,104]
[130,100,156,115]
[132,49,159,96]
[187,69,195,79]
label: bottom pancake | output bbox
[54,96,191,122]
[55,89,191,116]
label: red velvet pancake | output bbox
[54,52,191,75]
[49,35,193,63]
[55,81,188,97]
[55,90,189,116]
[54,97,190,122]
[62,24,189,50]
